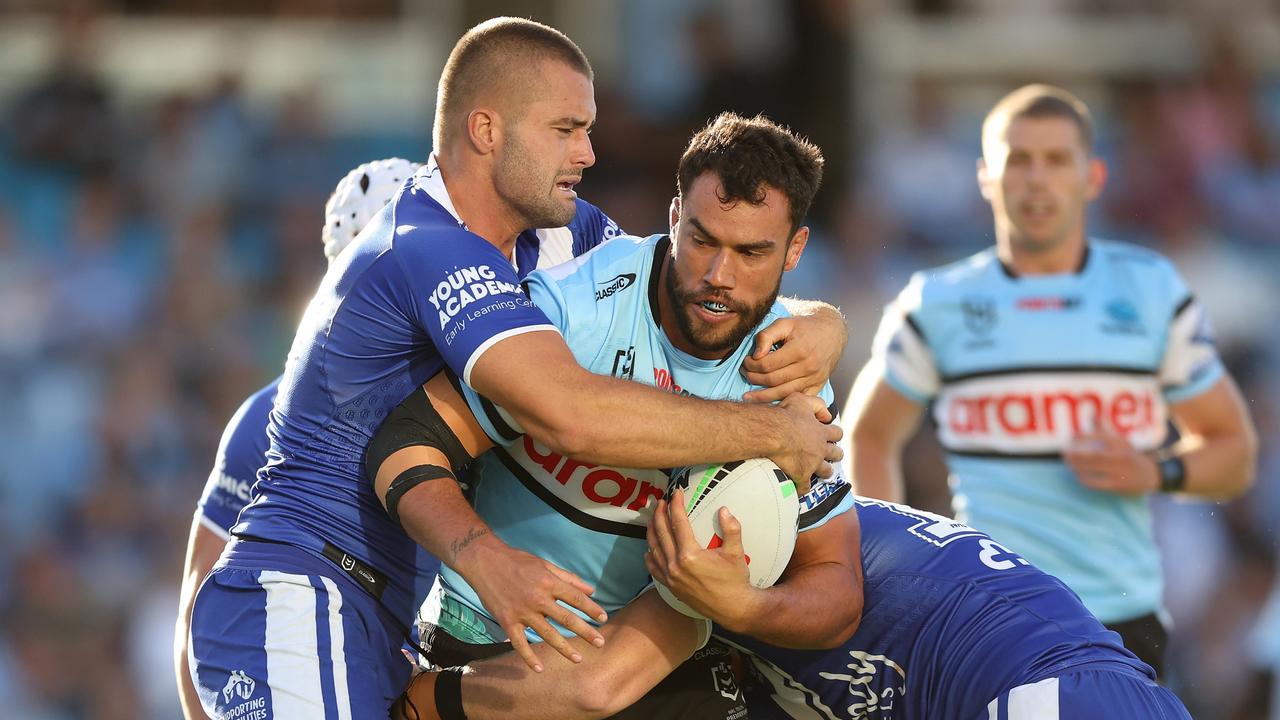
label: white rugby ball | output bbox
[655,458,800,619]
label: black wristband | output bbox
[435,666,468,720]
[1158,456,1187,493]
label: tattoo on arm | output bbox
[450,527,490,561]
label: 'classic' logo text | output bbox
[595,273,636,301]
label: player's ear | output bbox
[669,196,681,234]
[1084,156,1107,202]
[783,226,808,272]
[976,157,995,202]
[466,108,499,155]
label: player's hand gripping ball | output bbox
[656,458,800,618]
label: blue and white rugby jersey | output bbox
[195,199,617,540]
[197,378,279,537]
[440,234,854,641]
[232,155,619,621]
[723,498,1150,720]
[869,240,1223,622]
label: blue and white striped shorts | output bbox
[189,540,413,719]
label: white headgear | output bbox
[322,157,419,262]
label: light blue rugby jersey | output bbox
[870,240,1223,623]
[441,234,854,641]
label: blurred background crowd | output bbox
[0,0,1275,717]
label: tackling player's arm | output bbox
[368,373,608,672]
[395,590,705,720]
[842,363,925,503]
[390,491,865,719]
[175,518,228,720]
[646,488,863,649]
[468,330,841,483]
[741,298,849,403]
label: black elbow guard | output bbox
[365,384,475,483]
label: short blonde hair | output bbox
[433,17,592,150]
[982,84,1094,160]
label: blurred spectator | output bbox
[1175,30,1280,248]
[9,4,117,176]
[864,79,988,255]
[1102,81,1204,246]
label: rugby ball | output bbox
[655,458,800,618]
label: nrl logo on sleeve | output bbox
[595,273,636,301]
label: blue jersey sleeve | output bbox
[870,272,939,405]
[453,239,629,446]
[389,225,558,386]
[453,261,593,445]
[569,199,623,255]
[197,379,279,537]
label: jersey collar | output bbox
[646,235,671,322]
[998,242,1091,280]
[412,154,467,230]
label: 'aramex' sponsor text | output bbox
[522,437,665,513]
[946,389,1157,436]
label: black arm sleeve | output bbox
[365,381,475,484]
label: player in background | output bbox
[1252,574,1280,720]
[188,18,843,719]
[841,84,1258,675]
[369,112,860,718]
[174,156,419,720]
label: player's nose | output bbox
[704,250,735,289]
[1025,158,1050,185]
[573,132,596,169]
